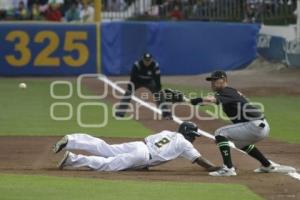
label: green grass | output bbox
[165,84,300,144]
[251,96,300,143]
[0,79,151,137]
[1,79,299,143]
[0,173,262,200]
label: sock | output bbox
[215,135,233,168]
[242,145,271,167]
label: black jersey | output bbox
[215,87,263,124]
[130,60,161,89]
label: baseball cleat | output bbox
[163,115,173,120]
[162,112,173,120]
[57,151,71,170]
[52,136,68,153]
[254,162,296,173]
[114,112,125,118]
[209,165,237,177]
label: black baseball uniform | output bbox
[215,87,263,124]
[115,56,171,118]
[197,70,272,171]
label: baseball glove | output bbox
[160,88,185,103]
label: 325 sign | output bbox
[4,30,89,68]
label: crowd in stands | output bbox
[0,0,95,22]
[243,0,297,23]
[0,0,297,22]
[102,0,128,11]
[151,0,297,21]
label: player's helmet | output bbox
[178,121,201,142]
[143,53,153,61]
[205,70,227,81]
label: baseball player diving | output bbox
[115,53,172,120]
[53,122,219,172]
[162,70,295,176]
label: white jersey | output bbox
[144,130,201,166]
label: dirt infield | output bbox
[2,66,300,200]
[0,136,299,200]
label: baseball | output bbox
[19,83,27,89]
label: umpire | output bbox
[115,53,172,119]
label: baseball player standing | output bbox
[115,53,172,119]
[53,122,219,172]
[189,70,292,176]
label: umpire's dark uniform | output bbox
[115,53,172,119]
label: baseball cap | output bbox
[206,70,227,81]
[143,53,152,61]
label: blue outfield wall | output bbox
[0,23,97,76]
[257,33,300,67]
[0,22,260,76]
[101,22,260,75]
[257,34,286,62]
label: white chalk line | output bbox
[97,75,300,182]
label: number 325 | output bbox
[5,31,89,67]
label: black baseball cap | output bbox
[143,53,152,61]
[206,70,227,81]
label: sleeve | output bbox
[130,63,139,83]
[215,88,237,105]
[179,139,201,162]
[153,62,161,90]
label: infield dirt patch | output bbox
[0,136,299,200]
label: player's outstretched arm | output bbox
[190,96,217,105]
[160,88,217,105]
[194,157,220,172]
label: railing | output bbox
[158,0,244,21]
[101,0,152,20]
[102,0,152,20]
[101,0,297,24]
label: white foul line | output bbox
[97,75,300,182]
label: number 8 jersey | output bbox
[144,130,201,166]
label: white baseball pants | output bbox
[64,134,150,171]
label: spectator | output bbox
[28,0,48,8]
[107,0,126,11]
[45,3,62,21]
[0,9,6,20]
[12,0,28,10]
[79,1,94,22]
[243,3,258,23]
[14,1,30,20]
[48,0,64,5]
[0,0,7,19]
[30,2,43,20]
[0,0,14,20]
[192,0,203,17]
[47,0,64,17]
[170,5,183,20]
[65,1,80,22]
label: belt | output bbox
[259,118,265,128]
[259,123,265,128]
[143,140,152,160]
[244,118,265,128]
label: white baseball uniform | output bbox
[63,130,201,171]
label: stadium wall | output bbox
[258,25,300,67]
[0,23,98,76]
[0,22,260,76]
[102,22,260,75]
